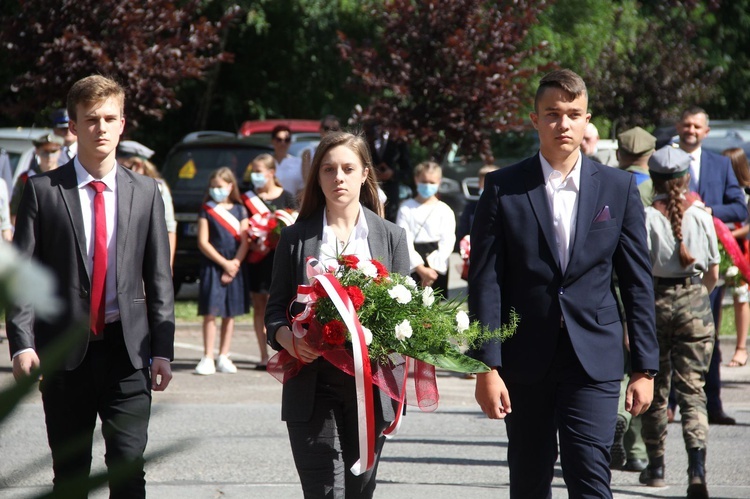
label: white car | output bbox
[0,127,53,189]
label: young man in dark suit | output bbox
[677,105,746,425]
[6,75,175,498]
[468,69,658,498]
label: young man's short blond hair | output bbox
[67,75,125,121]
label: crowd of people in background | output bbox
[4,70,750,499]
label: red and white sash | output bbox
[203,201,241,241]
[241,190,271,217]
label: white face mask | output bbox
[209,187,230,203]
[250,172,268,189]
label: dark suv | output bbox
[161,134,273,294]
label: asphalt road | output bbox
[2,256,750,498]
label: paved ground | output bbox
[2,259,750,498]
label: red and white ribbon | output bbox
[203,201,241,240]
[241,190,271,216]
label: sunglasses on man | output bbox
[273,136,291,143]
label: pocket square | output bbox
[593,205,612,223]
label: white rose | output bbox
[726,266,739,278]
[422,286,435,307]
[361,326,373,346]
[388,284,412,304]
[358,261,378,278]
[394,319,413,341]
[456,310,470,333]
[403,276,417,289]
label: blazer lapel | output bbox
[116,167,134,284]
[566,157,600,280]
[58,163,89,277]
[299,209,323,284]
[524,156,561,270]
[364,209,388,264]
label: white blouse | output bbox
[396,198,456,274]
[319,204,372,269]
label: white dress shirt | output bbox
[688,146,703,187]
[74,158,120,323]
[540,151,582,273]
[275,155,304,196]
[319,204,372,269]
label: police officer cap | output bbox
[617,126,656,156]
[51,108,70,128]
[32,133,65,147]
[648,145,691,179]
[117,140,154,159]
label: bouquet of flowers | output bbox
[307,254,517,372]
[247,208,298,263]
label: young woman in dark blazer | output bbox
[265,132,410,498]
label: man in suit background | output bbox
[468,69,658,498]
[365,121,412,222]
[6,75,175,498]
[678,106,746,425]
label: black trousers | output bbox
[504,327,620,499]
[286,361,391,499]
[39,322,152,499]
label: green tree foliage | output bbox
[0,0,236,128]
[339,0,552,162]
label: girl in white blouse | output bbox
[396,161,456,298]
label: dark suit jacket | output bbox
[6,161,175,371]
[695,148,747,223]
[370,138,412,221]
[265,206,410,422]
[468,154,658,384]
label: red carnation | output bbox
[371,259,389,279]
[346,285,365,310]
[339,254,360,269]
[322,320,347,346]
[267,218,278,230]
[312,279,327,298]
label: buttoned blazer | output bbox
[468,154,658,384]
[265,206,410,422]
[695,149,747,223]
[6,161,175,371]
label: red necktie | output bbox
[89,181,107,335]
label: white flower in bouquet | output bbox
[358,260,378,278]
[361,326,373,346]
[403,276,417,289]
[388,284,412,304]
[422,286,435,307]
[726,266,739,278]
[394,319,413,341]
[456,310,470,333]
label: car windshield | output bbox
[162,145,269,194]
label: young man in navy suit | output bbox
[468,69,658,498]
[677,106,746,425]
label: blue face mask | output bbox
[209,187,230,203]
[416,182,439,199]
[250,172,268,189]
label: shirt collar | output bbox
[321,203,370,247]
[540,150,582,191]
[74,157,118,191]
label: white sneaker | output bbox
[216,355,238,374]
[194,356,216,375]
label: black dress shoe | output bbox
[708,411,736,425]
[624,458,648,472]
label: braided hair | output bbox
[653,175,695,267]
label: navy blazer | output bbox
[468,154,658,384]
[265,206,410,422]
[695,148,746,223]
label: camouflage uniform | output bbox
[641,281,714,457]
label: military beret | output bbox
[617,126,656,156]
[32,133,65,147]
[648,145,691,179]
